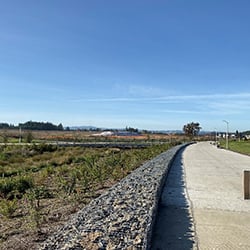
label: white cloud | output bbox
[127,84,162,96]
[69,92,250,120]
[71,92,250,102]
[160,109,204,114]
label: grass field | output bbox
[0,129,182,144]
[219,139,250,155]
[0,140,179,249]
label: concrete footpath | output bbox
[151,141,250,250]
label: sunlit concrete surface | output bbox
[151,142,250,250]
[184,142,250,249]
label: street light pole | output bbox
[214,128,217,144]
[19,126,22,143]
[223,120,229,149]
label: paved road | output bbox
[151,141,250,249]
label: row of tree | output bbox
[0,123,15,129]
[1,120,202,135]
[0,121,64,131]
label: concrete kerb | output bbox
[41,143,190,250]
[146,143,192,250]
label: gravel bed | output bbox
[40,144,186,250]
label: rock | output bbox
[40,144,186,250]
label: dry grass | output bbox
[0,138,178,249]
[0,129,183,143]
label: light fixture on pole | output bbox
[222,120,229,149]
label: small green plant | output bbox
[0,198,18,218]
[25,131,34,143]
[26,186,53,208]
[0,178,15,198]
[14,176,34,194]
[56,172,77,195]
[0,141,179,247]
[29,207,43,231]
[25,187,50,232]
[79,167,92,192]
[45,165,56,175]
[0,176,34,199]
[32,143,57,154]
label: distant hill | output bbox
[0,121,63,131]
[148,130,183,134]
[68,126,99,131]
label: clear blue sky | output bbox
[1,0,250,132]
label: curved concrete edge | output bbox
[40,143,190,250]
[145,143,191,250]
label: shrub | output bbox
[0,178,16,198]
[15,176,34,194]
[25,131,34,143]
[32,143,57,154]
[0,176,34,199]
[26,186,53,208]
[0,199,18,218]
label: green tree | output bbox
[25,131,34,143]
[57,123,64,131]
[125,126,139,133]
[19,121,64,131]
[183,122,201,139]
[0,129,9,143]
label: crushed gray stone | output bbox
[40,144,187,250]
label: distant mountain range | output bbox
[68,126,226,135]
[68,126,185,134]
[69,126,98,131]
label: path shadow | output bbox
[150,147,196,250]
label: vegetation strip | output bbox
[0,143,179,249]
[41,144,186,250]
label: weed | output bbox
[32,143,57,154]
[0,141,178,248]
[79,166,92,192]
[0,198,18,218]
[56,172,77,195]
[26,186,53,208]
[0,176,34,199]
[28,205,43,232]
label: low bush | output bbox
[0,176,34,199]
[0,198,18,218]
[32,143,57,154]
[0,142,179,249]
